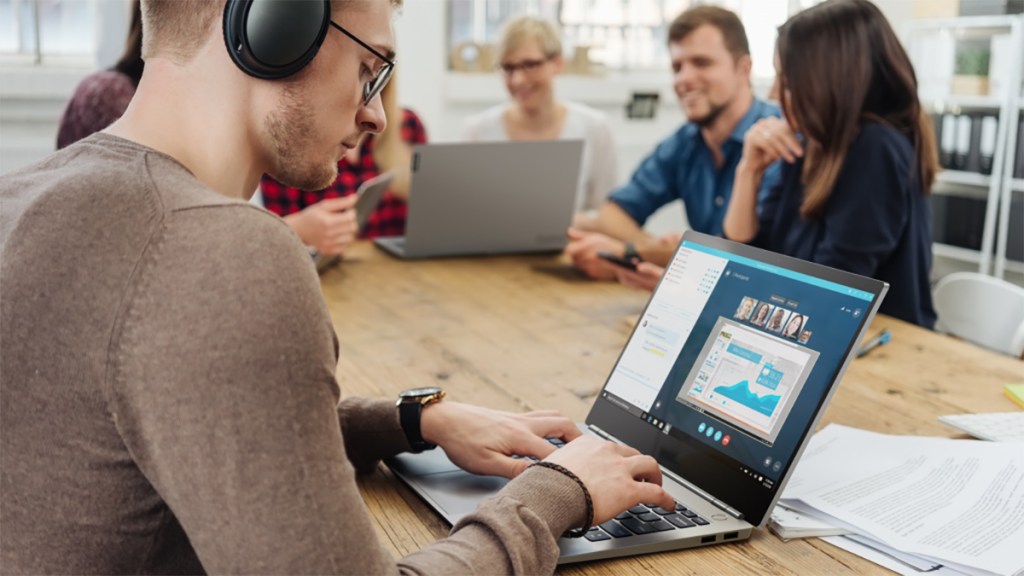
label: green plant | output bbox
[955,46,991,76]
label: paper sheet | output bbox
[781,424,1024,576]
[821,536,969,576]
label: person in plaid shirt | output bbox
[260,77,427,254]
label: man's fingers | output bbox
[522,415,582,442]
[566,226,586,240]
[515,434,561,462]
[506,456,533,478]
[635,262,662,277]
[318,196,357,211]
[521,409,565,418]
[626,454,663,483]
[466,450,524,477]
[634,483,675,511]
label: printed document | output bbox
[781,424,1024,576]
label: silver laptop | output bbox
[387,231,888,564]
[374,140,583,258]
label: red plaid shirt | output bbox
[260,108,427,238]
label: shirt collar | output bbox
[728,98,774,144]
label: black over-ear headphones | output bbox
[223,0,331,80]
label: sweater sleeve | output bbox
[810,124,912,276]
[109,201,581,574]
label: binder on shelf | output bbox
[931,195,987,251]
[930,113,943,161]
[940,113,957,169]
[953,114,972,170]
[978,115,998,175]
[965,114,983,174]
[1008,195,1023,263]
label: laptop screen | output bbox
[587,231,886,526]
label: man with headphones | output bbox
[0,1,673,573]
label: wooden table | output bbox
[321,241,1024,575]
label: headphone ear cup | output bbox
[223,0,330,80]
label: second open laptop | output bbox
[387,231,888,564]
[374,140,583,259]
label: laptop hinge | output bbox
[661,468,744,520]
[588,425,744,521]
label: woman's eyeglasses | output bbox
[498,57,551,76]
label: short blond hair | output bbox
[498,16,562,60]
[141,0,404,64]
[140,0,221,63]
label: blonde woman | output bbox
[462,16,617,213]
[260,72,427,253]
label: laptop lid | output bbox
[398,140,583,258]
[586,231,887,527]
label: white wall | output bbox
[0,0,129,174]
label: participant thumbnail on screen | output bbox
[734,297,758,321]
[765,307,790,334]
[750,302,772,328]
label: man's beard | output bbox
[692,100,729,128]
[262,88,338,192]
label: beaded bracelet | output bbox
[527,461,594,538]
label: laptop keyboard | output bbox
[585,502,711,541]
[537,438,713,542]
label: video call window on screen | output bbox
[676,317,819,447]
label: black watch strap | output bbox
[398,401,436,453]
[397,389,445,452]
[623,242,642,263]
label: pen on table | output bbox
[856,328,892,358]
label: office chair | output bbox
[933,272,1024,357]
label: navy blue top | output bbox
[609,99,781,236]
[752,121,936,329]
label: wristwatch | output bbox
[622,242,642,263]
[396,386,446,453]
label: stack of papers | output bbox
[776,424,1024,576]
[768,504,850,540]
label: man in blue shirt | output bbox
[566,5,781,280]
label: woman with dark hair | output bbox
[751,302,772,328]
[56,0,143,149]
[784,314,804,339]
[723,0,939,328]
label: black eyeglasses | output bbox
[499,57,551,76]
[329,20,395,106]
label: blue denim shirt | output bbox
[609,98,781,236]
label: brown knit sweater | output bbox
[0,134,584,574]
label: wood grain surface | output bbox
[322,241,1023,575]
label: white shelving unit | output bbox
[906,15,1024,280]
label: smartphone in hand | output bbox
[597,250,638,271]
[354,171,396,233]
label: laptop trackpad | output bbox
[388,450,512,520]
[412,470,510,519]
